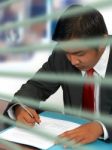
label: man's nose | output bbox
[70,55,80,66]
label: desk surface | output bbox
[0,111,112,150]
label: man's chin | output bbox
[76,66,86,71]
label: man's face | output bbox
[65,47,104,71]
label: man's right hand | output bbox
[15,106,41,126]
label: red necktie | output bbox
[82,68,95,112]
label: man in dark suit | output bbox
[4,5,112,145]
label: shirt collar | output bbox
[82,46,110,78]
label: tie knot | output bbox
[87,68,94,76]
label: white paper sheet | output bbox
[0,116,80,149]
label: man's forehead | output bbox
[63,47,91,54]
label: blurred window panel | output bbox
[0,0,80,62]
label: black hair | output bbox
[52,5,108,41]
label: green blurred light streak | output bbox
[0,139,23,150]
[0,42,55,53]
[0,71,112,87]
[0,0,111,32]
[0,0,18,9]
[0,93,112,128]
[0,36,112,54]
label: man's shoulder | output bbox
[52,48,66,60]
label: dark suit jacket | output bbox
[4,47,112,141]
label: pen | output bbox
[21,105,40,124]
[21,105,34,118]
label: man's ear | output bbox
[98,34,108,51]
[103,34,108,44]
[104,34,108,39]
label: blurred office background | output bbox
[0,0,111,112]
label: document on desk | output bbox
[0,116,80,150]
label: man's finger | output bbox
[17,117,35,127]
[24,117,35,127]
[23,114,36,124]
[31,110,41,123]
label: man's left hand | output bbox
[59,122,103,145]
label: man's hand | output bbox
[15,106,41,126]
[59,122,103,146]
